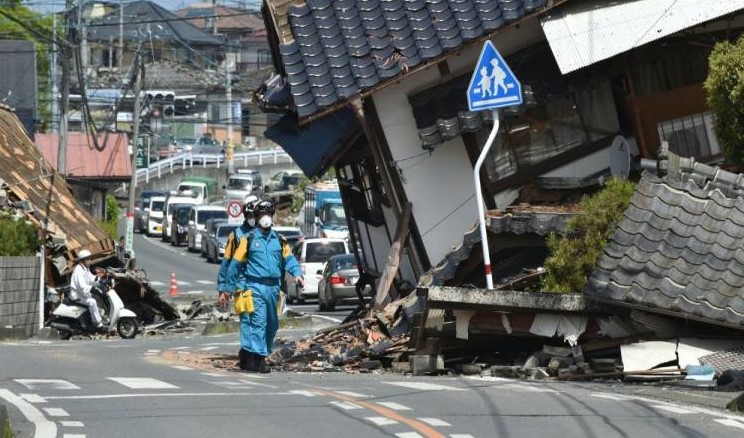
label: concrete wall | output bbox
[0,256,40,339]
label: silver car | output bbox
[205,223,239,263]
[317,254,371,311]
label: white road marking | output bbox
[176,281,191,286]
[169,346,191,350]
[396,433,423,438]
[418,418,451,427]
[149,281,165,286]
[651,404,696,414]
[385,382,464,391]
[237,379,277,389]
[335,391,369,398]
[108,377,179,389]
[171,366,193,371]
[43,391,293,400]
[60,421,84,427]
[203,342,241,346]
[182,290,206,295]
[330,401,362,410]
[376,402,411,411]
[289,390,316,397]
[366,417,398,426]
[15,379,80,390]
[146,349,160,353]
[715,418,744,429]
[200,346,219,351]
[239,374,267,380]
[450,435,476,438]
[201,372,225,378]
[196,280,215,285]
[20,393,46,403]
[43,407,69,417]
[0,389,57,438]
[62,434,86,438]
[590,393,632,401]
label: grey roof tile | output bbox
[285,61,306,76]
[307,0,332,10]
[427,0,451,14]
[482,16,506,30]
[328,53,350,68]
[287,70,308,86]
[357,0,380,11]
[307,71,332,87]
[342,25,365,39]
[321,32,344,49]
[336,6,360,21]
[475,0,501,12]
[289,81,311,96]
[362,13,386,29]
[324,43,347,58]
[503,7,525,21]
[382,7,407,22]
[451,1,477,14]
[336,83,360,99]
[294,91,315,107]
[524,0,547,11]
[296,101,318,118]
[381,0,404,12]
[297,33,321,49]
[405,0,428,11]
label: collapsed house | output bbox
[253,0,744,377]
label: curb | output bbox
[199,313,336,336]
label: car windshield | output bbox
[199,137,215,145]
[333,255,357,272]
[198,210,227,225]
[322,204,347,227]
[151,200,164,211]
[177,138,196,145]
[227,178,252,190]
[175,207,191,224]
[218,225,238,237]
[305,242,346,263]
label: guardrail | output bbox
[136,150,294,184]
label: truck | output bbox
[223,169,263,203]
[303,182,349,240]
[177,176,218,204]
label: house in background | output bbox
[258,0,744,325]
[35,132,131,220]
[0,40,38,137]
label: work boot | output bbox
[238,349,250,370]
[255,356,271,374]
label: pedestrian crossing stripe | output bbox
[15,379,80,390]
[196,280,215,285]
[107,378,179,389]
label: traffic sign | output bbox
[227,200,243,218]
[467,41,522,111]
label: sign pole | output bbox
[474,110,499,290]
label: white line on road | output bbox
[450,435,475,438]
[334,391,369,398]
[715,418,744,429]
[150,281,165,286]
[62,434,86,438]
[107,378,179,389]
[15,379,80,390]
[395,433,423,438]
[366,417,398,426]
[60,421,84,427]
[43,391,294,400]
[330,401,363,410]
[201,372,226,378]
[196,280,215,285]
[171,366,193,371]
[176,281,192,286]
[651,404,696,414]
[376,402,411,411]
[182,290,206,295]
[20,394,46,403]
[237,379,277,389]
[200,346,219,351]
[169,346,191,350]
[42,407,69,417]
[418,418,451,427]
[0,389,57,438]
[289,390,317,397]
[240,374,267,380]
[384,382,464,392]
[590,393,632,401]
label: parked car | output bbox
[265,170,303,193]
[205,222,239,263]
[170,204,193,246]
[161,192,200,242]
[273,226,304,247]
[144,196,166,236]
[187,205,228,252]
[288,238,349,303]
[201,218,227,257]
[317,254,372,311]
[135,190,167,233]
[176,136,224,155]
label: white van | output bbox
[288,238,349,303]
[224,169,263,203]
[187,205,228,252]
[161,192,200,242]
[144,196,166,236]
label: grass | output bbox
[3,418,13,438]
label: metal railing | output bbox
[135,150,293,184]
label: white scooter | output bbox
[49,277,139,339]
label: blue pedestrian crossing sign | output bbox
[467,41,522,111]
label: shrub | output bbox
[542,178,636,292]
[98,195,120,240]
[705,36,744,166]
[0,215,40,256]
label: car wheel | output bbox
[325,286,336,311]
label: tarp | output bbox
[264,107,359,178]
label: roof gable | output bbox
[35,133,132,180]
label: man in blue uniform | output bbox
[217,195,258,370]
[226,200,304,373]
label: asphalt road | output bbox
[3,335,744,438]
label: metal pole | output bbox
[118,0,124,68]
[226,67,235,174]
[59,0,73,175]
[125,54,143,257]
[37,250,45,331]
[51,8,59,133]
[473,109,499,290]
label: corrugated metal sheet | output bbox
[35,133,131,180]
[0,107,114,255]
[541,0,744,74]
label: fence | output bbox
[0,256,41,339]
[135,150,294,184]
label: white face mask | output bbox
[258,215,272,229]
[246,217,256,227]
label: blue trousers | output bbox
[239,282,279,357]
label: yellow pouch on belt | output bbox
[233,290,254,314]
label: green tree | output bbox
[705,35,744,166]
[542,178,636,293]
[0,214,40,256]
[0,2,54,129]
[98,195,120,240]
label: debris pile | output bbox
[268,295,420,372]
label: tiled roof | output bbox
[176,5,265,32]
[77,61,225,92]
[88,0,224,46]
[267,0,548,118]
[586,159,744,329]
[422,206,577,286]
[0,108,114,255]
[35,133,132,180]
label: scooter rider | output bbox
[69,249,107,332]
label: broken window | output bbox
[338,157,385,226]
[657,111,721,160]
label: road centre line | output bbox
[42,391,294,400]
[0,389,57,438]
[318,390,447,438]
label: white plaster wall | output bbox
[373,76,480,269]
[541,146,612,179]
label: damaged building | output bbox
[255,0,744,377]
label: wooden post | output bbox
[373,202,412,310]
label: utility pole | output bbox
[125,53,144,256]
[51,8,59,133]
[119,0,124,69]
[58,0,74,175]
[226,64,234,174]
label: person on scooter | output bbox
[69,249,107,333]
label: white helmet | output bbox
[76,249,92,261]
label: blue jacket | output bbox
[226,227,302,293]
[217,223,252,293]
